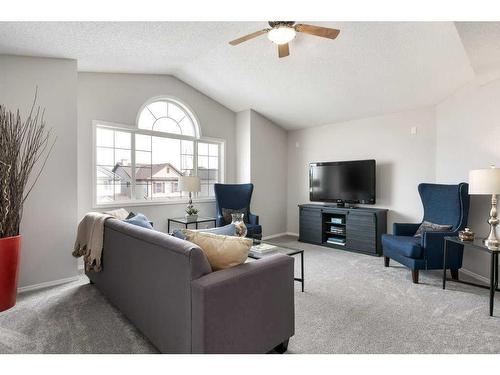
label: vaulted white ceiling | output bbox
[0,22,486,129]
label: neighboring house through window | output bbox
[94,97,224,206]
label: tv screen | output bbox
[309,159,376,204]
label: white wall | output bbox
[286,108,436,235]
[77,72,236,233]
[436,79,500,278]
[0,55,78,288]
[249,110,288,237]
[235,110,251,183]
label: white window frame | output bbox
[92,119,225,209]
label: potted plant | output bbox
[185,206,199,222]
[0,94,55,312]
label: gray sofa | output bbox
[86,219,295,354]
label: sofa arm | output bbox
[191,254,295,353]
[393,223,420,236]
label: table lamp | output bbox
[178,175,201,213]
[469,166,500,247]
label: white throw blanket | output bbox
[72,209,129,272]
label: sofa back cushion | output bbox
[86,219,211,353]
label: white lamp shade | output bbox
[178,176,201,193]
[469,168,500,195]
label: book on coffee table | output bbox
[251,243,277,253]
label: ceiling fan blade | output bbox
[295,24,340,40]
[278,43,290,58]
[229,29,269,45]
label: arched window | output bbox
[93,97,223,206]
[137,98,200,138]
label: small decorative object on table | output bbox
[179,175,201,222]
[231,213,247,237]
[185,206,199,222]
[458,227,475,242]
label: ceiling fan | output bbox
[229,21,340,58]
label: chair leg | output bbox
[384,256,390,267]
[411,270,419,284]
[450,269,459,280]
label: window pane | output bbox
[96,147,114,166]
[115,131,131,149]
[208,156,218,169]
[209,143,219,156]
[147,101,167,119]
[96,128,114,147]
[182,155,193,170]
[136,151,151,165]
[138,109,155,130]
[136,134,151,151]
[114,182,131,201]
[198,156,209,169]
[181,140,193,155]
[168,102,186,122]
[198,142,209,156]
[135,182,150,200]
[153,117,181,134]
[96,183,114,203]
[200,183,209,197]
[115,149,131,166]
[178,117,195,136]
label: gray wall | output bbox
[435,79,500,278]
[286,108,437,235]
[0,55,78,288]
[77,72,237,233]
[235,110,288,237]
[249,110,288,237]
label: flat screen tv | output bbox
[309,159,376,205]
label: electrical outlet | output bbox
[410,126,417,135]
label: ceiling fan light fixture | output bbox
[267,26,296,45]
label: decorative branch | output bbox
[0,90,55,238]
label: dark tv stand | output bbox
[298,204,388,256]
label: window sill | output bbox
[93,198,216,210]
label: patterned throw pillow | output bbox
[414,221,453,237]
[221,207,249,224]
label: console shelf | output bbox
[298,204,388,256]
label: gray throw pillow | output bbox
[414,221,453,237]
[221,207,249,224]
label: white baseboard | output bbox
[262,232,299,240]
[262,232,288,240]
[17,275,81,294]
[459,268,489,284]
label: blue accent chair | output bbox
[381,183,470,284]
[214,183,262,240]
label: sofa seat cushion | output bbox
[183,230,252,271]
[382,234,423,259]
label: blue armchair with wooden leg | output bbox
[214,183,262,240]
[382,183,470,284]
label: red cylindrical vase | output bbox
[0,235,21,312]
